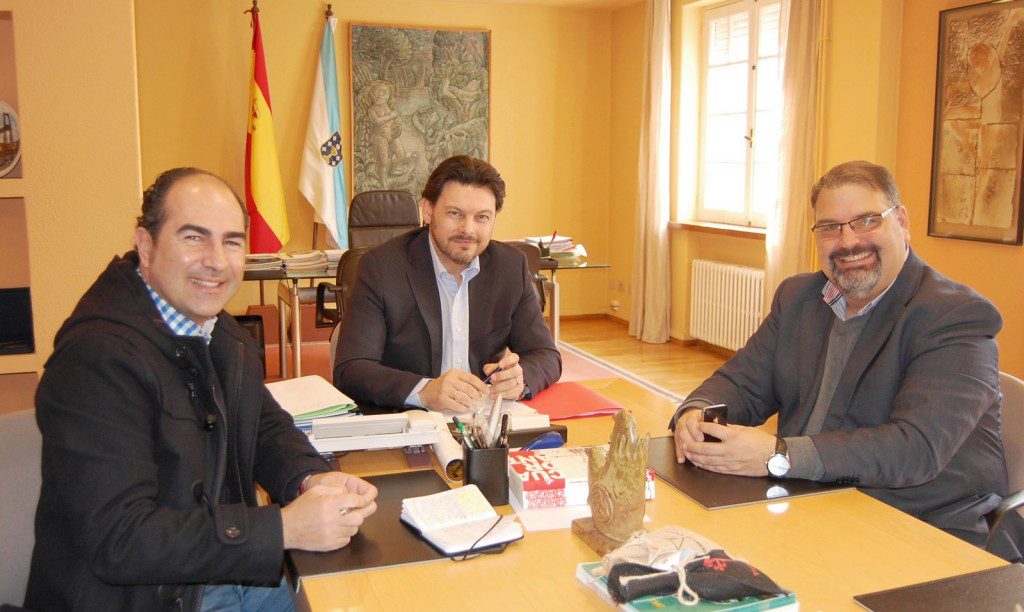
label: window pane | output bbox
[705,114,748,164]
[702,163,746,213]
[758,2,782,57]
[753,110,782,164]
[755,57,783,112]
[751,160,780,217]
[706,63,749,115]
[728,11,750,64]
[708,16,731,66]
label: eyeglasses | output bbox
[810,205,899,239]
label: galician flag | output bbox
[244,6,289,253]
[299,16,349,248]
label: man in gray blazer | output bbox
[334,155,561,412]
[671,160,1020,559]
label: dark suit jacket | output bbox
[333,226,561,409]
[678,250,1020,557]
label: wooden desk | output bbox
[299,379,1005,611]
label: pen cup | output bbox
[463,445,509,506]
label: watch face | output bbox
[767,454,790,477]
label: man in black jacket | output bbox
[26,168,378,611]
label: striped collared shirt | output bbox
[139,270,216,344]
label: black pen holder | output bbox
[463,445,509,506]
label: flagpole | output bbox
[310,4,333,251]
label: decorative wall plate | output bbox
[0,100,21,178]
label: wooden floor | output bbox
[559,317,727,399]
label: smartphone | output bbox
[702,404,728,443]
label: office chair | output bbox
[232,314,266,373]
[347,190,421,249]
[986,371,1024,553]
[504,240,548,313]
[315,247,371,329]
[0,409,42,608]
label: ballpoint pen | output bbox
[498,413,509,448]
[482,366,504,385]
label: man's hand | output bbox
[680,421,777,477]
[673,408,705,463]
[484,351,525,400]
[281,474,378,552]
[419,369,488,413]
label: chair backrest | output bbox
[0,409,42,607]
[348,190,420,249]
[504,240,546,313]
[1000,371,1024,494]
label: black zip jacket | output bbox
[26,252,330,611]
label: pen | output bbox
[482,366,504,385]
[453,417,475,449]
[550,229,558,246]
[498,413,509,448]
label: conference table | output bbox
[294,377,1005,611]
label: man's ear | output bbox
[135,227,154,270]
[419,198,434,224]
[896,204,911,243]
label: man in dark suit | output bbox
[334,155,561,412]
[671,160,1020,559]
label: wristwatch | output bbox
[766,437,790,478]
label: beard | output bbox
[829,244,882,299]
[431,226,481,267]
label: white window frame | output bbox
[694,0,787,228]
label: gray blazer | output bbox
[677,250,1019,556]
[333,226,561,410]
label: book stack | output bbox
[282,250,329,271]
[244,253,283,271]
[507,446,656,510]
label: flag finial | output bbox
[251,0,259,14]
[326,4,334,18]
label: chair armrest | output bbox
[986,489,1024,551]
[315,282,342,329]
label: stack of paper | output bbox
[244,253,283,271]
[551,243,587,263]
[282,250,329,270]
[265,375,357,432]
[525,234,574,252]
[323,249,346,266]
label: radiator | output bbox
[690,260,765,351]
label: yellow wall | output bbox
[897,0,1024,378]
[609,0,645,324]
[0,0,142,375]
[134,0,613,317]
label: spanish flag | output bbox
[244,6,289,253]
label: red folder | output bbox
[521,382,623,420]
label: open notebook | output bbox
[399,485,523,556]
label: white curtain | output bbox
[764,0,824,311]
[629,0,671,344]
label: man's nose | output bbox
[203,242,228,270]
[836,223,860,248]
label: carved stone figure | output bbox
[573,410,649,552]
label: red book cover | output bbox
[508,448,589,509]
[521,382,624,420]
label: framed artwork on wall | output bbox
[350,23,490,195]
[0,11,22,179]
[929,0,1024,245]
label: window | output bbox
[695,0,786,228]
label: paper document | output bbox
[266,375,357,428]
